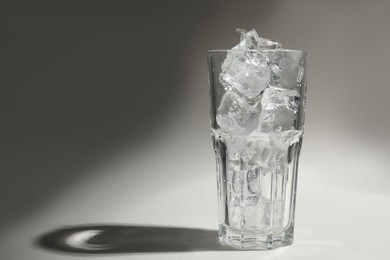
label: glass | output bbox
[207,49,308,250]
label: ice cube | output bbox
[243,195,259,207]
[219,51,270,99]
[226,138,257,163]
[245,135,274,168]
[257,88,299,133]
[219,29,281,99]
[235,29,282,50]
[247,170,260,194]
[269,51,302,89]
[216,90,262,134]
[235,28,259,50]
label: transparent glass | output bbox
[207,49,308,250]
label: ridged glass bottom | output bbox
[219,223,293,250]
[212,129,302,250]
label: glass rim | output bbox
[208,49,309,55]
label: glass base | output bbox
[218,224,294,250]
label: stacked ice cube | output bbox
[216,28,304,136]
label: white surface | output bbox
[1,113,390,260]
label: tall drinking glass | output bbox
[207,49,308,250]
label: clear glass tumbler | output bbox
[207,49,308,250]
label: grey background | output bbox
[1,1,390,259]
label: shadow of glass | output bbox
[37,225,235,254]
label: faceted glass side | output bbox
[208,50,308,250]
[212,131,302,249]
